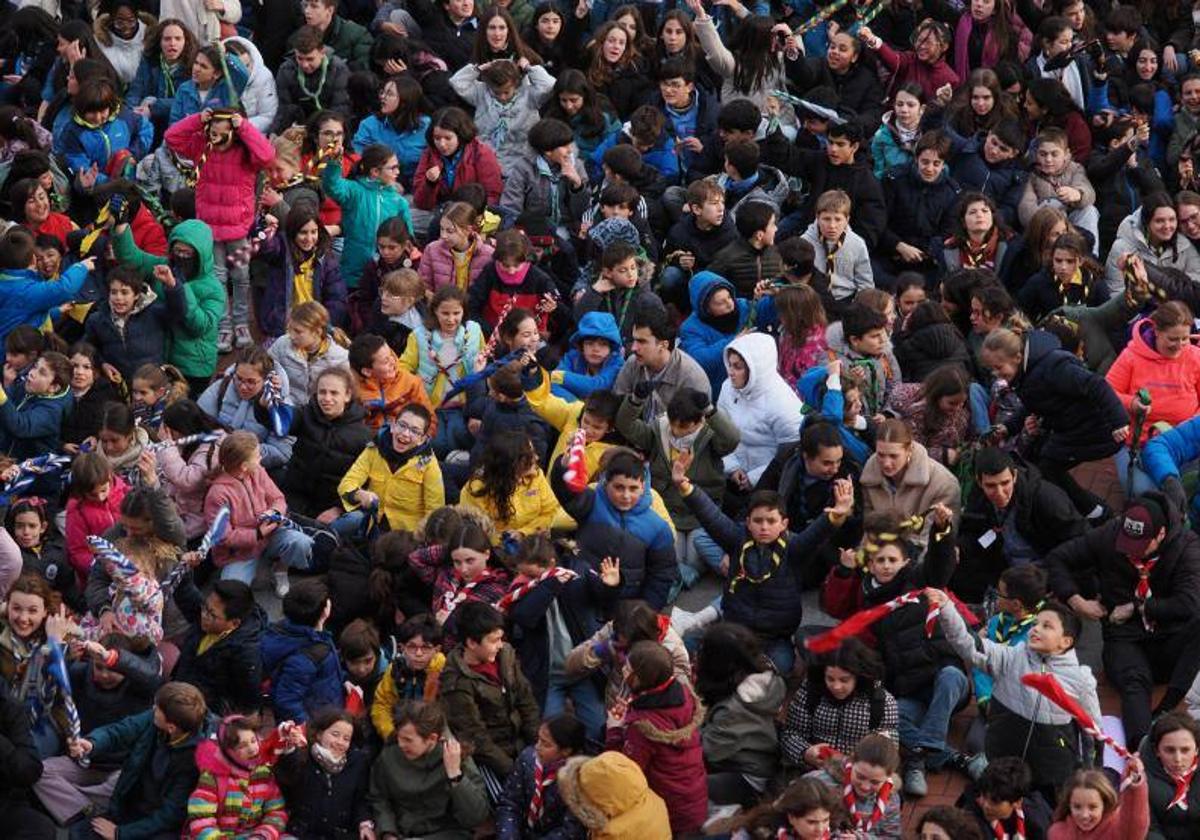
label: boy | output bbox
[617,387,740,587]
[593,104,680,186]
[833,303,894,417]
[971,565,1049,712]
[438,601,541,791]
[339,618,388,711]
[596,144,669,236]
[802,189,874,304]
[581,182,660,265]
[172,579,265,715]
[467,363,549,468]
[930,588,1102,801]
[662,180,737,296]
[1088,115,1165,252]
[958,756,1054,840]
[947,122,1029,227]
[371,268,426,357]
[525,360,622,473]
[712,139,789,220]
[260,578,346,723]
[650,59,719,178]
[672,457,854,672]
[0,229,93,339]
[1018,127,1100,248]
[66,682,212,839]
[371,614,447,741]
[349,332,434,430]
[708,201,785,299]
[1168,74,1200,168]
[270,26,352,134]
[552,446,679,609]
[500,118,589,236]
[550,310,624,402]
[0,350,73,458]
[573,241,664,347]
[300,0,373,71]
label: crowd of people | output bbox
[6,0,1200,837]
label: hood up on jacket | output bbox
[569,311,623,352]
[734,670,787,714]
[723,331,792,401]
[557,752,668,831]
[168,220,216,282]
[689,270,737,315]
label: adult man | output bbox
[613,307,710,421]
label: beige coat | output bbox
[860,441,961,547]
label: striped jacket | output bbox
[187,737,288,840]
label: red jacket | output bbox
[877,43,960,100]
[606,678,707,835]
[412,139,503,211]
[29,212,75,248]
[65,476,131,587]
[1047,777,1148,840]
[1106,318,1200,443]
[129,203,167,256]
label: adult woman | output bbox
[887,365,973,467]
[717,331,804,489]
[1105,192,1200,294]
[953,0,1032,80]
[584,20,652,120]
[275,709,373,839]
[8,177,74,246]
[472,6,542,66]
[156,399,226,541]
[126,19,197,135]
[981,327,1129,517]
[0,574,69,757]
[540,70,620,181]
[1141,712,1200,839]
[61,342,120,452]
[412,106,503,213]
[351,75,431,189]
[937,191,1024,289]
[1025,76,1092,161]
[859,419,961,546]
[943,67,1020,139]
[1106,301,1200,495]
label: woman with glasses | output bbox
[197,346,296,471]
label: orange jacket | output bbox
[356,360,436,432]
[1106,318,1200,444]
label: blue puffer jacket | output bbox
[1144,414,1200,524]
[261,619,345,723]
[592,126,681,186]
[679,270,772,394]
[0,378,74,459]
[352,113,431,186]
[167,55,248,125]
[551,311,624,402]
[126,56,190,124]
[0,262,89,338]
[52,107,153,181]
[797,366,873,466]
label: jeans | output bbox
[764,636,796,675]
[969,382,992,436]
[331,509,372,541]
[676,528,724,588]
[214,238,250,331]
[1113,445,1159,498]
[659,265,690,295]
[434,408,472,458]
[219,527,314,584]
[896,665,970,765]
[544,674,607,743]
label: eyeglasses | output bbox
[1180,211,1200,226]
[404,642,435,653]
[393,421,426,437]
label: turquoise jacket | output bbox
[322,160,413,289]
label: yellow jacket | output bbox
[370,652,446,741]
[337,444,445,533]
[459,469,559,537]
[558,752,671,840]
[524,367,610,475]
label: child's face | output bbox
[897,286,926,317]
[69,353,95,392]
[229,729,260,764]
[787,807,832,840]
[693,196,725,227]
[267,158,299,185]
[451,546,489,582]
[492,81,519,104]
[380,287,415,317]
[391,412,428,452]
[377,235,407,265]
[1035,141,1068,176]
[668,417,702,440]
[108,280,137,316]
[395,723,438,760]
[367,345,399,383]
[439,219,470,251]
[849,761,890,799]
[467,627,505,663]
[755,215,778,247]
[346,651,377,682]
[817,210,848,242]
[402,635,437,670]
[843,386,863,422]
[893,90,923,127]
[435,300,465,334]
[825,137,857,166]
[580,410,611,443]
[11,510,46,549]
[824,665,856,700]
[192,53,218,85]
[535,723,569,764]
[318,720,354,760]
[726,351,749,388]
[373,156,401,186]
[604,473,644,512]
[130,379,160,407]
[983,132,1018,165]
[89,477,114,503]
[970,298,1002,334]
[508,316,540,353]
[23,358,57,395]
[99,429,131,457]
[600,203,633,220]
[1184,80,1200,114]
[746,505,788,544]
[706,288,735,318]
[1068,788,1105,832]
[1051,247,1080,282]
[604,258,639,291]
[35,246,61,278]
[580,338,612,368]
[866,543,909,584]
[294,220,320,253]
[1027,610,1072,654]
[983,349,1020,383]
[431,126,460,157]
[1156,729,1198,777]
[978,794,1016,822]
[937,391,967,414]
[6,351,32,372]
[850,327,887,358]
[205,118,234,149]
[288,321,323,353]
[557,92,584,116]
[916,149,945,183]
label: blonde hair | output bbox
[1053,769,1118,822]
[440,201,480,232]
[981,327,1023,360]
[218,430,260,473]
[288,301,350,348]
[131,363,189,404]
[380,268,425,299]
[815,189,852,217]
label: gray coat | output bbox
[613,348,712,421]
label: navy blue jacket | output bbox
[945,130,1029,227]
[0,379,73,459]
[879,164,962,257]
[261,619,345,723]
[276,745,372,839]
[82,294,170,382]
[496,746,587,840]
[173,582,266,715]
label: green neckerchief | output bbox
[297,57,329,106]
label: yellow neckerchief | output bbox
[292,253,317,305]
[197,627,235,655]
[1055,267,1085,300]
[729,537,788,591]
[452,237,478,291]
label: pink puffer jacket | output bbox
[165,113,275,242]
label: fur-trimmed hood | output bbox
[557,752,670,835]
[627,679,705,746]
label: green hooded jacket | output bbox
[113,220,226,379]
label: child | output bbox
[272,27,352,133]
[504,534,620,734]
[410,518,513,631]
[418,202,496,296]
[198,346,295,469]
[267,301,352,406]
[557,752,671,836]
[373,267,427,358]
[370,614,447,742]
[595,104,681,187]
[1019,230,1109,321]
[369,700,490,837]
[713,139,789,221]
[523,361,620,477]
[573,241,663,347]
[81,535,179,645]
[81,267,170,386]
[352,74,429,182]
[897,275,929,319]
[0,349,73,459]
[729,777,846,839]
[604,639,707,836]
[3,325,43,387]
[679,270,774,392]
[0,228,92,340]
[500,117,590,236]
[260,578,344,723]
[274,709,372,839]
[550,310,623,402]
[398,285,482,456]
[321,144,413,293]
[802,189,874,305]
[947,122,1029,227]
[255,202,349,339]
[128,362,188,435]
[960,756,1054,840]
[348,332,434,431]
[186,716,288,838]
[709,201,786,299]
[55,77,153,184]
[336,405,444,537]
[164,107,275,352]
[65,451,129,588]
[7,497,76,610]
[95,402,151,485]
[203,431,315,595]
[460,430,559,539]
[776,283,829,390]
[261,131,322,224]
[661,179,737,296]
[450,58,556,171]
[412,105,505,213]
[352,217,421,337]
[167,45,245,124]
[467,360,549,468]
[929,588,1104,802]
[834,303,895,416]
[438,601,541,796]
[469,229,557,336]
[808,733,903,839]
[496,713,588,839]
[1018,128,1100,250]
[968,564,1049,715]
[157,399,225,540]
[1048,761,1149,839]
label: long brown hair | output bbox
[587,21,640,90]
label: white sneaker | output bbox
[234,325,253,349]
[273,569,291,598]
[671,604,719,636]
[216,328,233,353]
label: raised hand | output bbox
[442,736,463,777]
[599,556,621,586]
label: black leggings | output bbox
[1038,453,1107,517]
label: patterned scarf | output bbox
[441,568,501,614]
[527,757,561,827]
[1167,755,1198,811]
[842,761,893,832]
[497,566,577,612]
[824,233,845,278]
[961,226,1001,269]
[991,805,1025,839]
[992,605,1042,644]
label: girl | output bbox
[352,75,432,188]
[449,57,556,171]
[896,275,928,319]
[523,4,570,77]
[204,431,314,594]
[460,429,559,539]
[418,202,495,295]
[129,362,189,436]
[939,191,1024,289]
[583,21,652,120]
[198,347,295,470]
[1143,713,1200,836]
[944,67,1019,139]
[156,399,225,541]
[126,19,197,133]
[695,623,787,809]
[776,284,829,391]
[858,18,957,102]
[168,44,244,124]
[301,110,359,237]
[781,638,899,770]
[472,7,544,66]
[81,533,179,644]
[186,715,289,838]
[811,733,903,838]
[609,5,656,57]
[887,365,973,467]
[412,106,504,213]
[278,367,372,520]
[495,713,587,839]
[7,178,74,246]
[468,230,556,335]
[400,285,484,457]
[540,70,620,183]
[655,11,719,95]
[860,419,961,540]
[61,342,119,452]
[82,266,170,384]
[916,806,986,840]
[96,401,151,486]
[353,217,421,336]
[256,202,349,339]
[275,709,373,839]
[1105,192,1200,294]
[7,498,75,611]
[368,700,490,837]
[730,777,845,840]
[261,131,321,224]
[322,143,414,292]
[952,0,1033,80]
[39,21,116,128]
[65,452,129,588]
[409,517,512,631]
[689,3,790,123]
[1049,760,1149,839]
[871,83,927,179]
[268,301,352,406]
[1020,230,1108,321]
[0,573,70,757]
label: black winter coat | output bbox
[879,164,961,256]
[1142,738,1200,840]
[946,132,1029,227]
[276,745,372,839]
[664,213,738,273]
[1018,266,1110,323]
[173,580,266,715]
[598,62,654,120]
[0,693,43,806]
[893,321,972,383]
[281,398,372,515]
[82,296,170,383]
[1086,144,1165,252]
[69,647,162,746]
[61,377,120,447]
[784,56,885,135]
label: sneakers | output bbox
[273,569,291,598]
[217,327,233,353]
[671,604,719,637]
[234,325,254,349]
[944,751,989,781]
[902,757,928,798]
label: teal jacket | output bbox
[113,220,226,379]
[321,160,413,290]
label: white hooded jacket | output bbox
[223,36,278,136]
[717,332,804,484]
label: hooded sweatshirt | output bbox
[717,332,804,484]
[186,735,288,838]
[551,311,624,401]
[1105,317,1200,444]
[93,13,152,84]
[557,752,670,840]
[223,37,280,135]
[679,270,770,393]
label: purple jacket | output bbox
[255,230,349,338]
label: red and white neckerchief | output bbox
[842,761,892,832]
[1130,554,1158,631]
[441,570,499,613]
[991,805,1025,840]
[527,757,559,827]
[497,567,577,613]
[1168,755,1198,811]
[806,590,939,653]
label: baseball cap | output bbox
[1115,498,1167,556]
